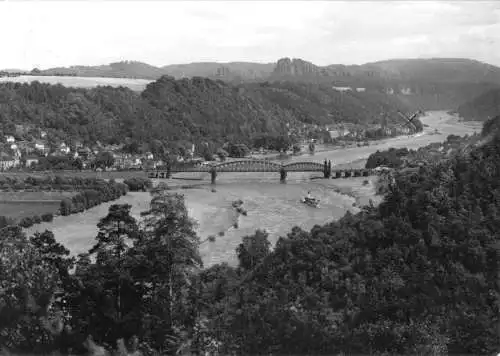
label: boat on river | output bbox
[301,196,320,208]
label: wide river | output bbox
[27,111,481,267]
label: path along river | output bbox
[27,111,481,267]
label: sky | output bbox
[1,0,499,70]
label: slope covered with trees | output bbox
[0,77,414,158]
[242,81,417,126]
[457,88,500,121]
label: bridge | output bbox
[146,159,377,183]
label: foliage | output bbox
[365,148,410,169]
[457,88,500,121]
[227,143,250,158]
[0,78,416,158]
[93,151,115,169]
[58,180,128,217]
[123,177,153,192]
[236,229,271,271]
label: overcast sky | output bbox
[1,1,499,69]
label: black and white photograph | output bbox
[0,0,499,355]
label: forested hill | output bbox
[25,57,500,111]
[0,77,413,153]
[457,88,500,121]
[241,81,416,126]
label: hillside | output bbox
[39,61,167,80]
[0,77,414,156]
[37,61,276,82]
[457,88,500,121]
[162,62,275,81]
[241,81,416,126]
[25,58,500,102]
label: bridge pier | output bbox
[210,167,217,184]
[280,166,287,183]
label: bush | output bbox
[60,198,73,216]
[41,213,54,222]
[18,216,34,228]
[124,177,153,192]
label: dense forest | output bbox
[0,77,416,156]
[241,81,417,126]
[457,88,500,121]
[1,115,499,354]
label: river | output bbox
[26,111,481,267]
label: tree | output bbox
[134,191,202,351]
[0,226,64,353]
[216,148,228,162]
[69,204,142,347]
[227,143,250,158]
[93,151,115,169]
[236,229,271,271]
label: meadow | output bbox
[0,191,76,220]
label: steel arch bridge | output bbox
[146,158,378,182]
[150,159,326,174]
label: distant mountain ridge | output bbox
[5,57,500,110]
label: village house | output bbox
[59,142,71,154]
[356,88,366,92]
[332,86,353,92]
[34,140,47,152]
[0,152,19,170]
[40,130,47,139]
[16,140,34,155]
[77,147,92,160]
[71,139,83,149]
[5,135,15,143]
[25,155,39,168]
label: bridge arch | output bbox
[284,161,324,172]
[214,159,282,172]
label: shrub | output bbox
[18,216,34,228]
[41,213,54,222]
[124,177,153,192]
[60,198,73,216]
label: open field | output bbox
[0,201,60,220]
[0,75,152,91]
[0,191,76,220]
[0,191,76,201]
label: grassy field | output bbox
[0,191,77,220]
[0,201,60,220]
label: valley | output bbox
[26,110,480,267]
